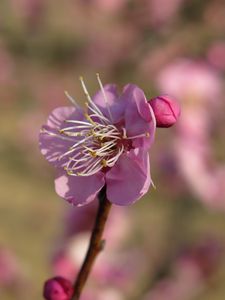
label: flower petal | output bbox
[92,84,124,123]
[122,84,156,149]
[55,172,105,207]
[105,149,151,205]
[46,106,81,129]
[39,106,83,168]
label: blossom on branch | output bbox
[39,75,156,206]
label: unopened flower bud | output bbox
[43,276,74,300]
[148,95,180,128]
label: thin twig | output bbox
[72,187,112,300]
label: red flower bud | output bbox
[148,95,180,128]
[43,276,74,300]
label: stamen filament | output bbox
[64,91,80,108]
[79,76,107,121]
[125,132,150,139]
[41,128,75,142]
[96,73,114,122]
[65,120,93,126]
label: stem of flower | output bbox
[72,186,112,300]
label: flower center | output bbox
[58,114,125,176]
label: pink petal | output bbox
[46,106,76,129]
[122,84,156,149]
[92,84,124,123]
[55,172,105,207]
[106,149,151,205]
[39,106,83,168]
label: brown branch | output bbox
[72,187,112,300]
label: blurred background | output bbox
[0,0,225,299]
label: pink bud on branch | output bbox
[43,276,74,300]
[148,95,180,128]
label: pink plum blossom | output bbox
[0,246,23,287]
[157,59,221,102]
[146,0,186,26]
[156,59,225,209]
[39,76,156,206]
[207,41,225,71]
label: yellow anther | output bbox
[67,170,74,175]
[59,129,64,134]
[101,159,107,167]
[89,150,97,157]
[145,132,150,137]
[84,113,96,126]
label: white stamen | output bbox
[60,126,86,132]
[96,141,117,154]
[88,113,110,124]
[125,132,150,139]
[70,135,93,150]
[79,157,103,175]
[41,128,75,142]
[64,120,93,126]
[122,127,127,138]
[64,91,80,108]
[96,73,114,122]
[79,76,107,121]
[106,145,124,166]
[151,179,156,189]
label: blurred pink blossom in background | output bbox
[207,41,225,72]
[156,58,225,209]
[157,59,222,103]
[144,239,222,300]
[146,0,186,26]
[0,246,24,288]
[51,204,143,299]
